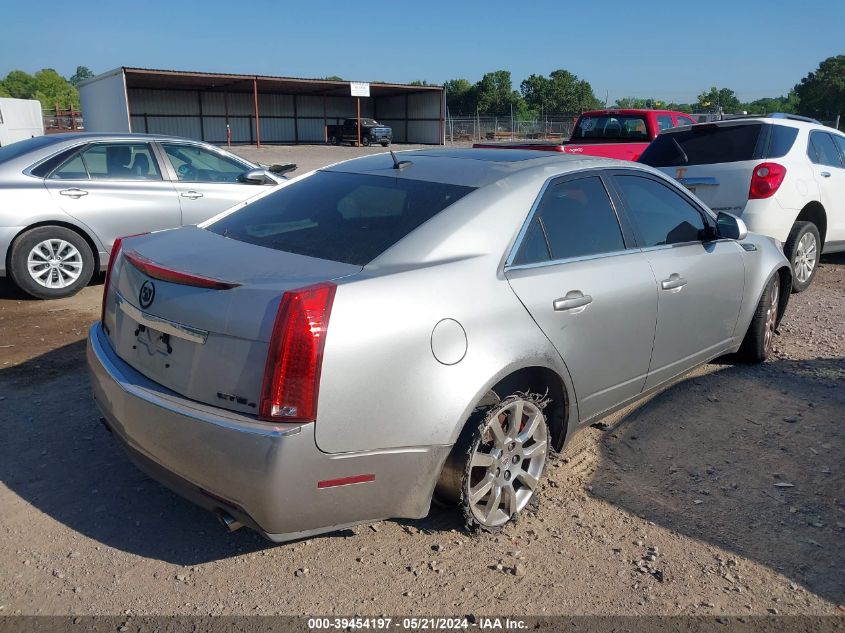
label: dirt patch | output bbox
[0,236,842,615]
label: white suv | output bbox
[640,115,845,291]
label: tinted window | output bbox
[207,171,475,266]
[639,124,764,167]
[807,131,843,167]
[79,143,161,181]
[512,217,550,266]
[766,124,799,159]
[31,146,82,178]
[832,135,845,163]
[162,144,248,182]
[572,115,649,141]
[615,175,706,246]
[521,176,625,262]
[677,116,697,127]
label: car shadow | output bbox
[586,356,845,604]
[0,340,350,565]
[0,273,104,300]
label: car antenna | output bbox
[390,151,412,170]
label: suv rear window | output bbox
[207,171,475,266]
[639,123,799,167]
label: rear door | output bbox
[610,172,745,388]
[158,142,265,224]
[43,141,181,252]
[505,173,658,423]
[808,131,845,246]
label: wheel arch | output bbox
[796,201,827,247]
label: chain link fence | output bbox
[445,115,579,143]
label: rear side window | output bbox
[512,176,625,265]
[808,131,844,167]
[207,171,475,266]
[78,143,162,181]
[639,124,764,167]
[766,124,799,159]
[30,146,81,178]
[615,175,707,246]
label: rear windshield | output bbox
[639,123,798,167]
[207,171,475,266]
[571,114,649,142]
[0,136,59,165]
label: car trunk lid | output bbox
[104,227,360,415]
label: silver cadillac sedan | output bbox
[87,149,791,542]
[0,133,292,299]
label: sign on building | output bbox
[350,82,370,98]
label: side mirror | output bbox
[716,211,748,241]
[239,168,283,185]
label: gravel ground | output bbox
[0,144,842,616]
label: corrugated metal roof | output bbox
[82,67,443,98]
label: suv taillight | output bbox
[259,282,336,422]
[748,162,787,200]
[101,233,148,325]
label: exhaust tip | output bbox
[216,511,243,533]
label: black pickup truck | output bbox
[327,118,392,147]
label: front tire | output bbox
[736,274,780,363]
[361,135,371,147]
[784,221,820,293]
[8,226,94,299]
[437,395,549,531]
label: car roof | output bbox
[41,132,206,143]
[662,116,842,134]
[321,148,644,188]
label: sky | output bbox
[1,0,843,105]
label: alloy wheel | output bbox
[793,232,817,284]
[764,278,779,352]
[26,239,83,289]
[465,398,548,528]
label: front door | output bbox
[158,142,267,225]
[505,174,658,423]
[809,131,845,248]
[610,172,745,389]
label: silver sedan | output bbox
[87,149,791,542]
[0,133,292,299]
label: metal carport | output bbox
[79,67,445,145]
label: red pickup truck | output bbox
[474,109,697,162]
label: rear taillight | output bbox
[101,234,148,324]
[259,282,336,423]
[749,162,787,200]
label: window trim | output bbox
[504,169,633,271]
[606,169,720,250]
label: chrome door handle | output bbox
[59,188,88,198]
[553,292,593,312]
[181,191,203,199]
[820,171,831,178]
[661,273,688,291]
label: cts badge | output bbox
[139,280,156,309]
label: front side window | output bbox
[207,171,475,266]
[512,176,625,265]
[76,143,161,181]
[807,131,843,168]
[615,175,707,247]
[831,134,845,163]
[162,144,249,183]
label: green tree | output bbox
[743,92,799,115]
[475,70,522,115]
[0,84,10,97]
[323,75,344,81]
[665,102,693,113]
[409,80,430,86]
[69,66,94,86]
[697,86,741,113]
[2,70,36,99]
[32,68,79,108]
[444,78,475,115]
[520,69,600,114]
[613,96,667,109]
[794,55,845,121]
